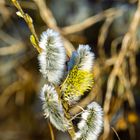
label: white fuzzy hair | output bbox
[76,45,95,72]
[74,102,103,140]
[38,29,66,84]
[40,84,69,131]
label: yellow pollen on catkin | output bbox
[61,66,94,101]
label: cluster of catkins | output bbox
[38,29,103,140]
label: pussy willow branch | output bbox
[11,0,75,139]
[11,0,42,53]
[33,0,76,138]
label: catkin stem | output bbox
[55,86,75,139]
[48,122,55,140]
[62,101,75,139]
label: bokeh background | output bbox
[0,0,140,140]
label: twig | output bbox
[33,0,58,31]
[105,57,117,66]
[118,69,135,108]
[98,16,114,59]
[129,52,137,86]
[111,37,123,57]
[0,0,11,28]
[62,8,123,35]
[11,0,42,53]
[0,30,17,43]
[0,81,22,108]
[111,127,121,140]
[103,1,140,139]
[104,0,140,115]
[19,1,37,10]
[48,122,55,140]
[0,42,25,55]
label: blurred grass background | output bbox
[0,0,140,140]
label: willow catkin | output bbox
[61,45,95,104]
[38,29,66,85]
[40,84,70,131]
[74,102,103,140]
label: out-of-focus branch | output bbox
[97,16,114,59]
[129,52,137,86]
[0,0,11,27]
[62,8,123,35]
[0,30,17,43]
[0,81,22,108]
[0,30,25,55]
[19,1,37,10]
[104,0,140,115]
[118,69,135,108]
[111,37,123,56]
[33,0,58,31]
[0,42,25,56]
[103,1,140,139]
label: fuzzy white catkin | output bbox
[40,84,69,131]
[38,29,66,85]
[62,45,94,105]
[74,102,103,140]
[76,45,95,72]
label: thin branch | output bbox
[98,16,114,59]
[118,69,135,108]
[103,1,140,139]
[62,8,123,34]
[48,122,55,140]
[0,42,25,56]
[104,0,140,115]
[33,0,58,31]
[11,0,42,53]
[111,127,121,140]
